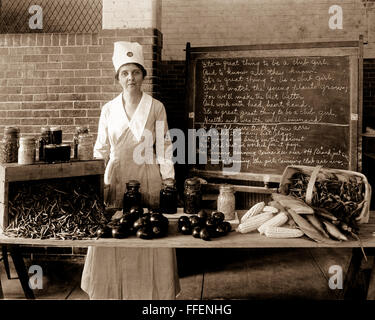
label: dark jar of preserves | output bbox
[44,144,58,163]
[183,177,202,215]
[38,126,51,162]
[0,126,19,163]
[123,180,142,213]
[159,178,178,214]
[50,126,62,145]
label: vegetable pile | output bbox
[284,169,367,238]
[96,206,169,240]
[177,210,232,241]
[4,178,107,240]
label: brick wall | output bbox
[0,29,163,142]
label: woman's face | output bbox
[118,63,144,93]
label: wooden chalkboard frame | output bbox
[185,39,363,184]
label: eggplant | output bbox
[96,225,112,238]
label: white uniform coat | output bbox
[81,92,180,299]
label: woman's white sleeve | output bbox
[155,104,175,180]
[94,106,110,161]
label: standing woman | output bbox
[81,42,180,300]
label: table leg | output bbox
[344,247,364,299]
[8,245,35,300]
[1,245,11,279]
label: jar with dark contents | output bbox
[159,178,178,214]
[50,126,62,145]
[73,126,89,159]
[183,178,202,215]
[44,144,58,163]
[123,180,142,213]
[38,126,51,162]
[0,126,19,163]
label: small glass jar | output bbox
[160,178,178,214]
[0,126,19,163]
[78,134,93,161]
[50,126,62,145]
[183,177,202,215]
[123,180,142,213]
[38,126,51,162]
[57,144,71,162]
[44,144,58,163]
[73,126,89,159]
[18,136,36,165]
[217,184,235,220]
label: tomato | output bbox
[189,215,202,228]
[180,224,192,235]
[192,226,202,238]
[212,211,225,224]
[136,226,153,239]
[199,228,211,241]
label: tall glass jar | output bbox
[123,180,142,213]
[18,136,36,165]
[160,178,178,214]
[0,126,19,163]
[77,134,93,160]
[50,126,62,145]
[183,177,202,215]
[38,126,51,162]
[73,126,89,159]
[217,184,235,220]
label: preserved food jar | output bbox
[183,177,202,214]
[123,180,142,212]
[50,126,62,145]
[38,126,51,162]
[78,134,93,160]
[0,126,19,163]
[18,136,36,165]
[57,144,71,162]
[159,178,178,214]
[217,184,235,220]
[44,144,58,163]
[73,126,89,159]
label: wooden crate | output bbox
[0,160,105,230]
[279,165,372,224]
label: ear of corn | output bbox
[262,206,279,214]
[237,211,273,233]
[257,211,288,234]
[264,226,304,238]
[241,202,265,223]
[306,215,330,239]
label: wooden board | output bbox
[1,211,375,248]
[186,41,362,180]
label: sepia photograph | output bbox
[0,0,374,315]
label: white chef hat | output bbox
[112,41,146,74]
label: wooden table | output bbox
[1,212,375,300]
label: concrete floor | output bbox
[0,248,371,300]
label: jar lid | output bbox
[127,180,140,187]
[57,144,71,149]
[163,178,176,187]
[45,144,57,149]
[40,126,51,133]
[219,184,234,192]
[19,136,35,142]
[4,126,19,134]
[50,126,62,131]
[185,177,200,186]
[76,126,89,134]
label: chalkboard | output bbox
[186,42,363,180]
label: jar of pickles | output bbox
[160,178,178,214]
[217,184,235,220]
[0,126,19,163]
[18,136,36,165]
[183,177,202,215]
[78,134,93,160]
[38,126,51,162]
[73,126,89,159]
[123,180,142,212]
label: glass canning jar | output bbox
[159,178,178,214]
[50,126,62,145]
[18,136,36,165]
[217,184,235,220]
[0,126,19,163]
[78,134,93,160]
[73,126,89,159]
[183,177,202,215]
[38,126,51,162]
[123,180,142,213]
